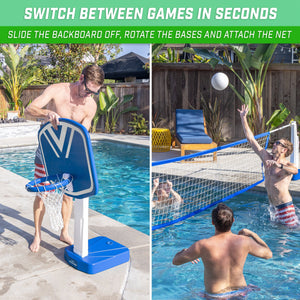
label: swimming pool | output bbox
[152,191,300,299]
[0,140,150,235]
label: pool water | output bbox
[91,141,149,234]
[152,191,300,299]
[0,141,150,235]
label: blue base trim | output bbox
[292,170,300,181]
[64,236,130,274]
[152,179,264,231]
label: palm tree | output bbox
[0,44,39,113]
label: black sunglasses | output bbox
[83,77,101,96]
[274,141,287,148]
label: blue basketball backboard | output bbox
[38,118,98,199]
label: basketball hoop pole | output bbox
[73,197,89,257]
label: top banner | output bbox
[0,0,299,43]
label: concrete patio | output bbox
[0,122,150,300]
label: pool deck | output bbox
[0,128,150,299]
[0,130,150,149]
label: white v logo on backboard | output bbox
[38,119,98,198]
[44,126,75,158]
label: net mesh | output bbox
[38,190,64,232]
[152,133,270,230]
[33,174,73,232]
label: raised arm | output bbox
[167,180,183,203]
[238,105,268,161]
[151,178,160,201]
[238,228,272,259]
[172,240,202,265]
[24,84,60,129]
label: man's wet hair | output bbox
[212,203,234,232]
[82,64,104,86]
[281,138,293,157]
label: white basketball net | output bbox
[38,190,64,232]
[36,174,73,232]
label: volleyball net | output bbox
[152,122,299,230]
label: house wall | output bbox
[152,63,300,141]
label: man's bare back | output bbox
[173,204,272,295]
[199,232,248,293]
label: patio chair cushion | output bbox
[176,132,212,144]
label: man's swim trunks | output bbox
[275,201,299,227]
[34,145,52,193]
[198,284,260,299]
[34,145,45,180]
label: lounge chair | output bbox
[175,109,217,160]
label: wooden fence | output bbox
[152,63,300,141]
[1,82,149,132]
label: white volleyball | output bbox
[211,72,229,91]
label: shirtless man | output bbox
[25,64,104,252]
[238,104,299,227]
[151,178,183,209]
[173,203,272,296]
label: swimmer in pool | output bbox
[173,203,272,296]
[151,178,183,209]
[239,104,299,227]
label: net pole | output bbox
[73,197,89,257]
[290,121,300,180]
[269,124,291,133]
[290,121,299,168]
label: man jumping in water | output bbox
[238,104,299,227]
[25,64,104,252]
[173,203,272,297]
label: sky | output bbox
[117,44,150,58]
